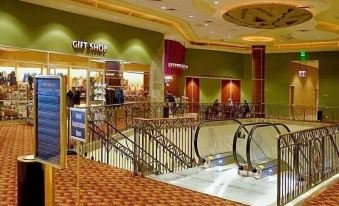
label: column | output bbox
[149,44,164,102]
[252,45,265,117]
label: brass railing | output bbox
[83,120,170,174]
[277,124,339,205]
[264,104,339,122]
[134,118,197,176]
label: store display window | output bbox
[122,63,150,102]
[70,69,87,106]
[90,71,105,105]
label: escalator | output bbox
[194,119,246,167]
[194,119,292,179]
[233,122,291,178]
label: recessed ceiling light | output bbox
[213,1,219,5]
[242,36,274,42]
[204,23,209,26]
[189,15,194,18]
[316,36,321,38]
[161,6,166,10]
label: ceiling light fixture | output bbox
[316,36,321,39]
[213,1,219,5]
[189,15,194,18]
[242,36,274,42]
[204,23,209,27]
[161,6,166,10]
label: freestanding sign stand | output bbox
[70,108,88,206]
[34,76,67,206]
[17,75,67,206]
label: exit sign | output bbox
[299,51,309,61]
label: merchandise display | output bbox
[93,83,106,102]
[0,82,31,120]
[123,72,150,102]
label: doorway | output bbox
[289,60,319,119]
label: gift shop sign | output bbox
[72,40,108,56]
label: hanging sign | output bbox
[35,76,67,169]
[70,108,88,143]
[72,40,108,56]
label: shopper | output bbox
[242,100,250,118]
[66,90,74,107]
[73,88,81,105]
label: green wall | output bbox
[0,0,163,64]
[200,79,221,103]
[181,48,243,100]
[182,49,339,107]
[264,51,339,107]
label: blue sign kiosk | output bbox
[34,75,67,206]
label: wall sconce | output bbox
[164,76,173,86]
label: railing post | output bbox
[277,137,281,206]
[308,140,312,190]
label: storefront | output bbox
[0,0,164,121]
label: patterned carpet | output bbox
[0,124,243,206]
[304,180,339,206]
[0,124,338,206]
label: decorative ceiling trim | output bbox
[222,3,313,29]
[70,0,250,51]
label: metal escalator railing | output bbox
[245,122,315,181]
[134,118,196,175]
[233,122,276,167]
[194,119,243,164]
[140,125,197,169]
[246,123,290,169]
[87,120,171,174]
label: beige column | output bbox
[149,44,164,102]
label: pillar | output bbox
[149,43,164,102]
[252,45,265,117]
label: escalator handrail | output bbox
[233,122,278,167]
[194,119,243,163]
[246,123,287,169]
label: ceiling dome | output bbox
[223,4,313,29]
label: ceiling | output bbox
[22,0,339,53]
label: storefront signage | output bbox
[70,108,87,143]
[35,76,67,168]
[72,40,108,56]
[168,63,188,69]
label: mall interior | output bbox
[0,0,338,206]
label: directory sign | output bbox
[35,76,67,169]
[70,108,87,143]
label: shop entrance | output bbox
[0,46,150,122]
[289,60,319,108]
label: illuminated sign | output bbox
[72,40,108,56]
[35,76,67,169]
[298,70,307,77]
